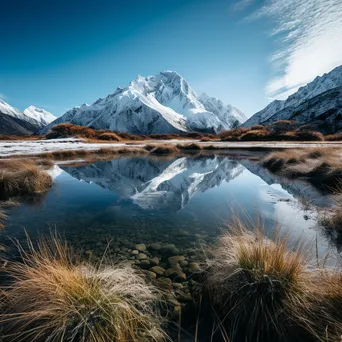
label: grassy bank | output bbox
[261,148,342,189]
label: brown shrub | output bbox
[46,123,97,139]
[176,143,202,151]
[219,128,249,141]
[291,130,324,141]
[97,132,121,141]
[250,125,267,131]
[268,120,297,134]
[240,129,269,141]
[325,133,342,141]
[199,137,212,142]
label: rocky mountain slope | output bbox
[243,65,342,132]
[41,71,246,135]
[0,100,56,135]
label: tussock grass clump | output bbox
[0,160,52,196]
[205,222,314,341]
[319,207,342,231]
[262,148,342,189]
[149,145,179,155]
[0,235,166,342]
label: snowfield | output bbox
[0,138,342,158]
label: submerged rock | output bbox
[150,266,166,276]
[135,243,146,252]
[168,255,185,266]
[137,253,147,260]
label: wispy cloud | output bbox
[248,0,342,100]
[230,0,253,12]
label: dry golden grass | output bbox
[0,234,166,342]
[0,199,21,229]
[262,148,342,189]
[0,135,42,141]
[176,143,202,151]
[205,221,315,341]
[0,160,53,196]
[97,132,121,141]
[203,219,342,341]
[319,208,342,231]
[149,144,180,155]
[325,133,342,141]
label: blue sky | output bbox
[1,0,341,118]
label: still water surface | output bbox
[2,154,339,261]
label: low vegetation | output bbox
[261,148,342,189]
[0,234,166,342]
[0,200,20,229]
[44,123,215,142]
[0,160,53,197]
[319,207,342,231]
[148,144,180,155]
[219,120,327,142]
[176,143,202,151]
[203,220,342,341]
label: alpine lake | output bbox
[1,151,340,340]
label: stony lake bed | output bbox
[1,143,342,341]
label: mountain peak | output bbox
[40,70,245,135]
[23,105,56,126]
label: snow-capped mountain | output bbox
[0,99,25,120]
[41,71,246,134]
[23,106,56,127]
[243,65,342,131]
[0,99,56,135]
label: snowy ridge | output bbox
[0,99,24,120]
[0,99,56,134]
[243,65,342,128]
[23,106,56,127]
[41,71,245,134]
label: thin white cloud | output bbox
[249,0,342,100]
[230,0,253,12]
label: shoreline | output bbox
[1,138,342,158]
